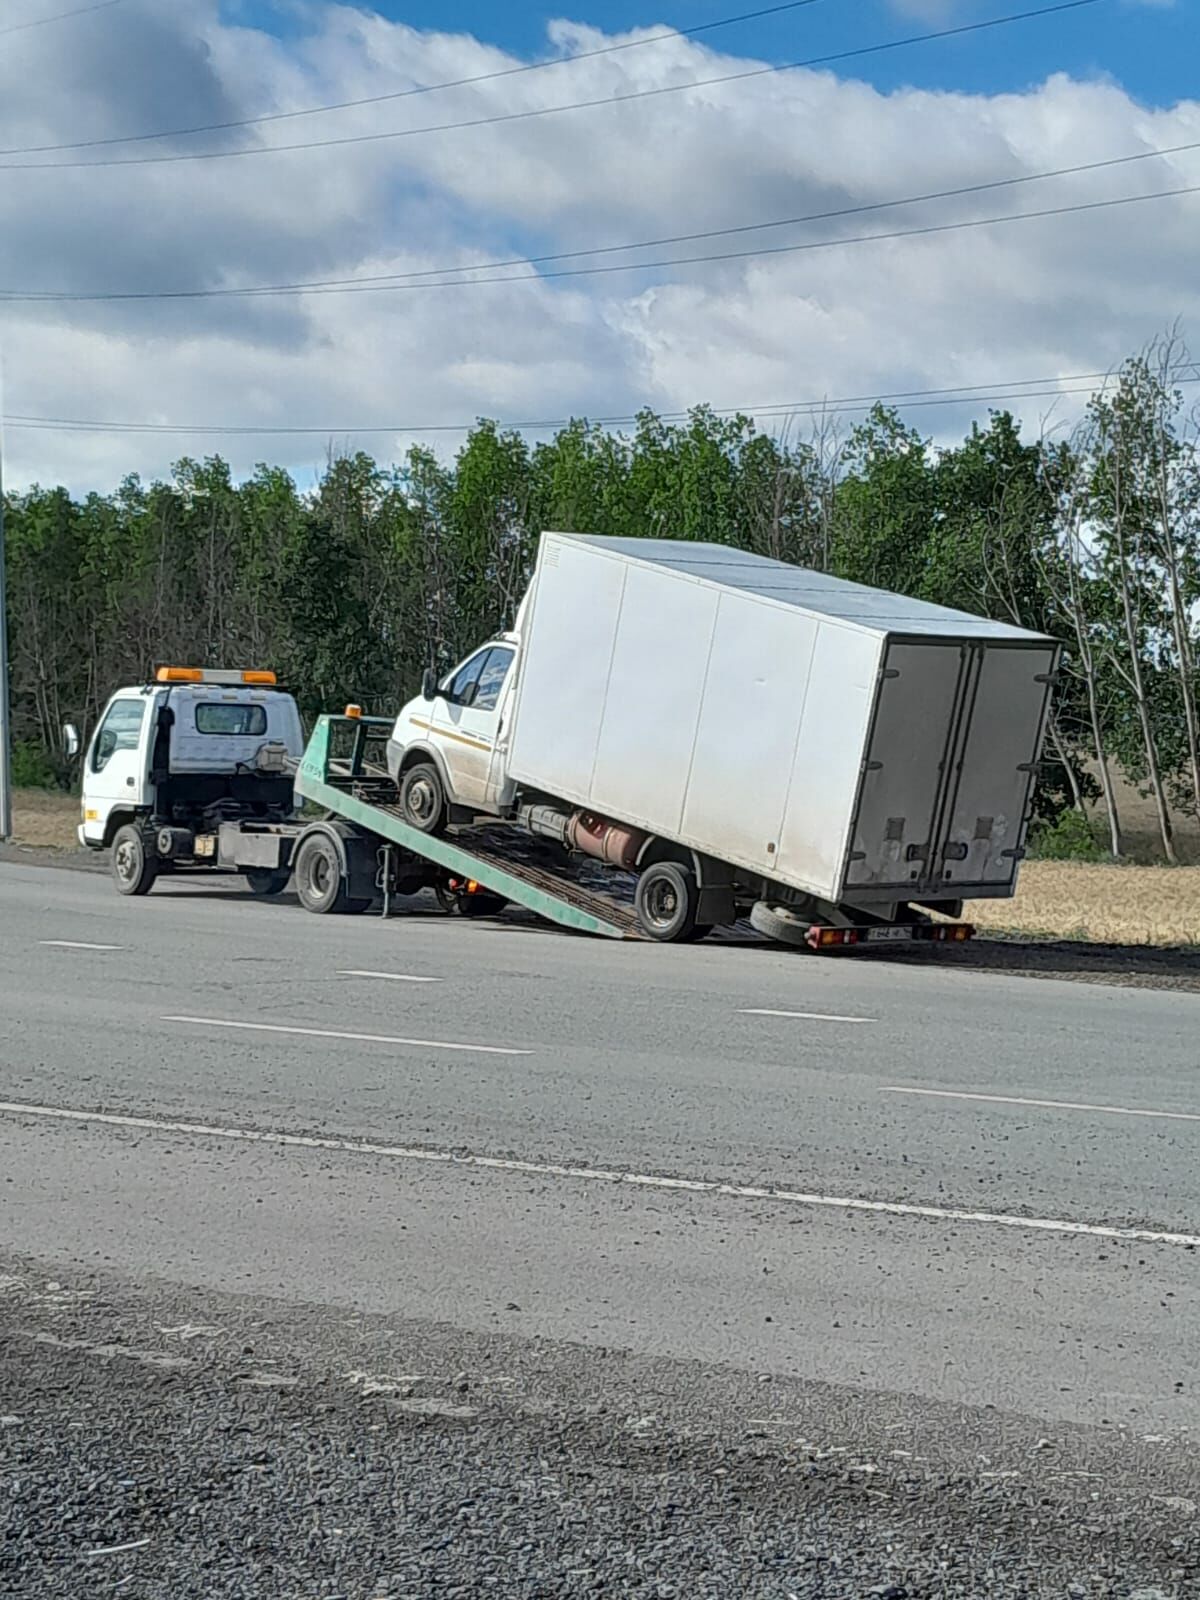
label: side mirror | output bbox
[421,668,438,701]
[62,723,81,761]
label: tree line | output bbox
[6,335,1199,861]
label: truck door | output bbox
[82,695,150,844]
[429,645,515,808]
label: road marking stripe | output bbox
[161,1015,528,1057]
[2,1099,1196,1249]
[883,1086,1200,1123]
[337,970,442,984]
[739,1008,874,1024]
[38,940,123,952]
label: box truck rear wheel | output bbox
[399,762,446,835]
[635,861,700,943]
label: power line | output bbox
[5,177,1194,306]
[7,367,1198,438]
[0,0,1104,172]
[4,137,1196,304]
[0,0,827,156]
[0,0,124,36]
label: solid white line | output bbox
[2,1098,1196,1249]
[337,970,442,984]
[739,1008,874,1024]
[161,1015,529,1057]
[883,1086,1200,1124]
[39,940,123,952]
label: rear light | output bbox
[808,926,862,949]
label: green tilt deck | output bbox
[294,715,635,940]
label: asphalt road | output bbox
[3,858,1199,1596]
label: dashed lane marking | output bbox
[161,1015,530,1056]
[883,1086,1200,1123]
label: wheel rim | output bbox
[643,876,679,930]
[114,838,139,884]
[307,851,332,899]
[407,775,438,825]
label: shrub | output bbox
[11,739,59,790]
[1027,809,1106,863]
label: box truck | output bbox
[384,534,1059,946]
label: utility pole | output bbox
[0,355,10,842]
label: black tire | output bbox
[749,901,814,950]
[294,832,353,915]
[244,868,291,897]
[679,924,714,944]
[458,892,507,919]
[399,762,447,835]
[111,824,157,897]
[635,861,699,943]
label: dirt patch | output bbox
[967,860,1200,948]
[9,789,79,851]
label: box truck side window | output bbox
[444,651,489,706]
[195,703,268,736]
[473,647,514,712]
[91,699,145,772]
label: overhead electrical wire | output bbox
[0,0,124,36]
[0,0,829,156]
[0,0,1105,171]
[2,137,1195,304]
[7,367,1198,438]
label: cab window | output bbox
[473,648,514,712]
[442,651,489,707]
[195,703,268,736]
[91,699,145,773]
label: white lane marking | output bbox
[740,1008,874,1024]
[2,1099,1197,1250]
[883,1086,1200,1124]
[337,970,442,984]
[39,940,123,952]
[162,1014,529,1057]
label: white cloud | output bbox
[0,0,1196,490]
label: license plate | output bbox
[867,925,914,943]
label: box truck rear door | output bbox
[844,641,965,894]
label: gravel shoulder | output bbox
[3,1254,1199,1600]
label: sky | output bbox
[0,0,1197,491]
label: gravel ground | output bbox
[3,1259,1198,1600]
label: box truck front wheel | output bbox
[635,861,704,943]
[399,762,447,835]
[111,824,158,897]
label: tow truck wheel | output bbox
[399,762,446,835]
[634,861,699,943]
[294,833,356,915]
[244,868,291,897]
[111,824,158,897]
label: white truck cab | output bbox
[74,667,305,894]
[386,632,521,832]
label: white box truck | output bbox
[386,534,1059,947]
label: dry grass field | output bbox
[968,861,1200,947]
[10,789,79,851]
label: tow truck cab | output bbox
[75,668,304,890]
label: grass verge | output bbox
[967,860,1200,948]
[10,788,80,850]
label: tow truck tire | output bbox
[635,861,699,943]
[399,762,447,835]
[244,868,292,897]
[111,824,157,897]
[749,900,813,950]
[294,833,355,915]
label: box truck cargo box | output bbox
[505,534,1058,906]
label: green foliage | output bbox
[1027,810,1106,863]
[11,739,60,790]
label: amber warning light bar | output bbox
[155,667,277,686]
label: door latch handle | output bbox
[126,777,135,787]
